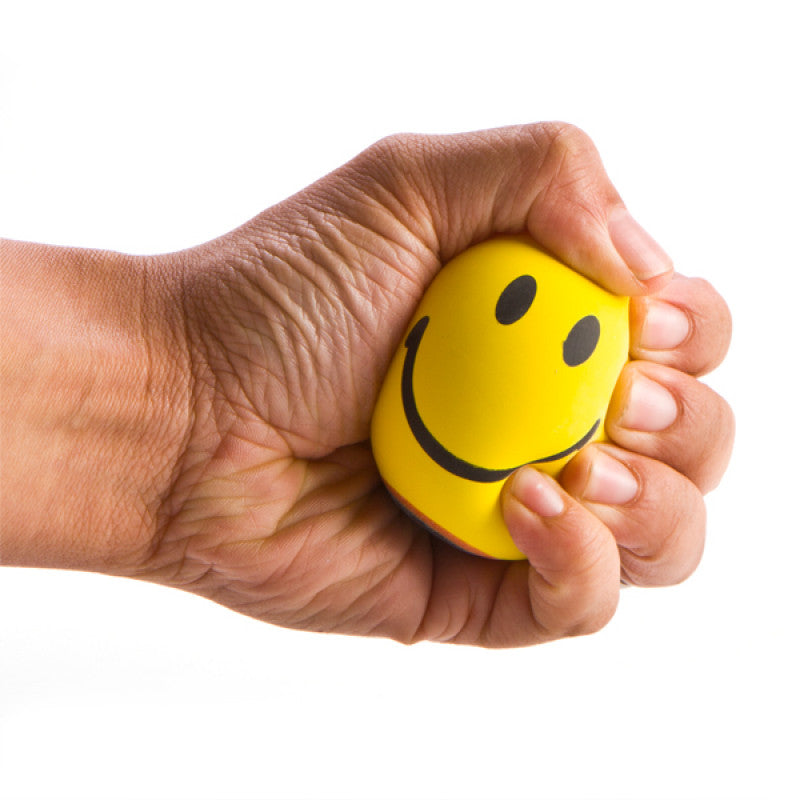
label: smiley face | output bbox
[401,313,602,483]
[371,235,629,560]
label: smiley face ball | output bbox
[371,235,629,560]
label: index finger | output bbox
[352,122,673,295]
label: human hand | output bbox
[1,123,732,647]
[131,123,731,647]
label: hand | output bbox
[1,123,733,647]
[134,123,732,647]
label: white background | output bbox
[2,2,798,798]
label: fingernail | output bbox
[581,450,639,505]
[640,299,690,350]
[608,208,673,282]
[510,468,565,518]
[619,374,679,432]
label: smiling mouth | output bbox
[401,316,601,484]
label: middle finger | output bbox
[628,274,732,376]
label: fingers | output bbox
[629,274,733,376]
[605,360,735,493]
[415,468,622,647]
[352,123,673,295]
[500,468,621,641]
[603,274,735,493]
[561,445,706,587]
[417,446,706,647]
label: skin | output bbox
[0,123,734,648]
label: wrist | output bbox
[0,240,193,573]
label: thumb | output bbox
[354,122,673,295]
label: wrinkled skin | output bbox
[135,124,733,647]
[1,123,734,647]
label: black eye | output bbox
[495,275,537,325]
[563,315,600,366]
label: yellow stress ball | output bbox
[371,235,629,560]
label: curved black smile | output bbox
[402,316,601,483]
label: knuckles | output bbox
[683,277,733,376]
[565,594,620,638]
[685,390,736,494]
[620,478,707,588]
[532,121,599,161]
[360,132,434,178]
[359,122,603,187]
